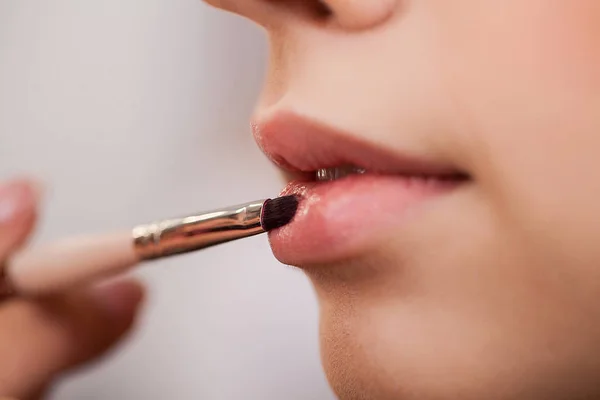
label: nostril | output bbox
[314,0,333,18]
[261,0,395,29]
[274,0,333,19]
[265,0,333,21]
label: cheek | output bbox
[432,0,600,148]
[433,0,600,261]
[434,0,600,84]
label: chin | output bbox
[309,249,600,400]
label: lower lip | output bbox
[268,174,461,265]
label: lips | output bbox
[253,111,467,265]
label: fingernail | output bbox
[0,180,38,225]
[91,280,145,318]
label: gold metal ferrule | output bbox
[132,200,267,260]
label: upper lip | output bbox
[252,110,462,178]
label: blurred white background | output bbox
[0,1,335,399]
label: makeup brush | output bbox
[1,196,299,298]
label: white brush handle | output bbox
[7,232,138,296]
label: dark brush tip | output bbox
[261,195,299,231]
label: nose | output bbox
[204,0,398,31]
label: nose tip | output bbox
[205,0,398,31]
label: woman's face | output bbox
[206,1,600,398]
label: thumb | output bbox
[0,279,144,399]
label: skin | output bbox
[205,1,600,399]
[0,178,144,399]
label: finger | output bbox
[0,178,40,259]
[0,279,145,399]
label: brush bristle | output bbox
[261,195,299,231]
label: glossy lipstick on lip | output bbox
[272,174,458,265]
[255,112,466,265]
